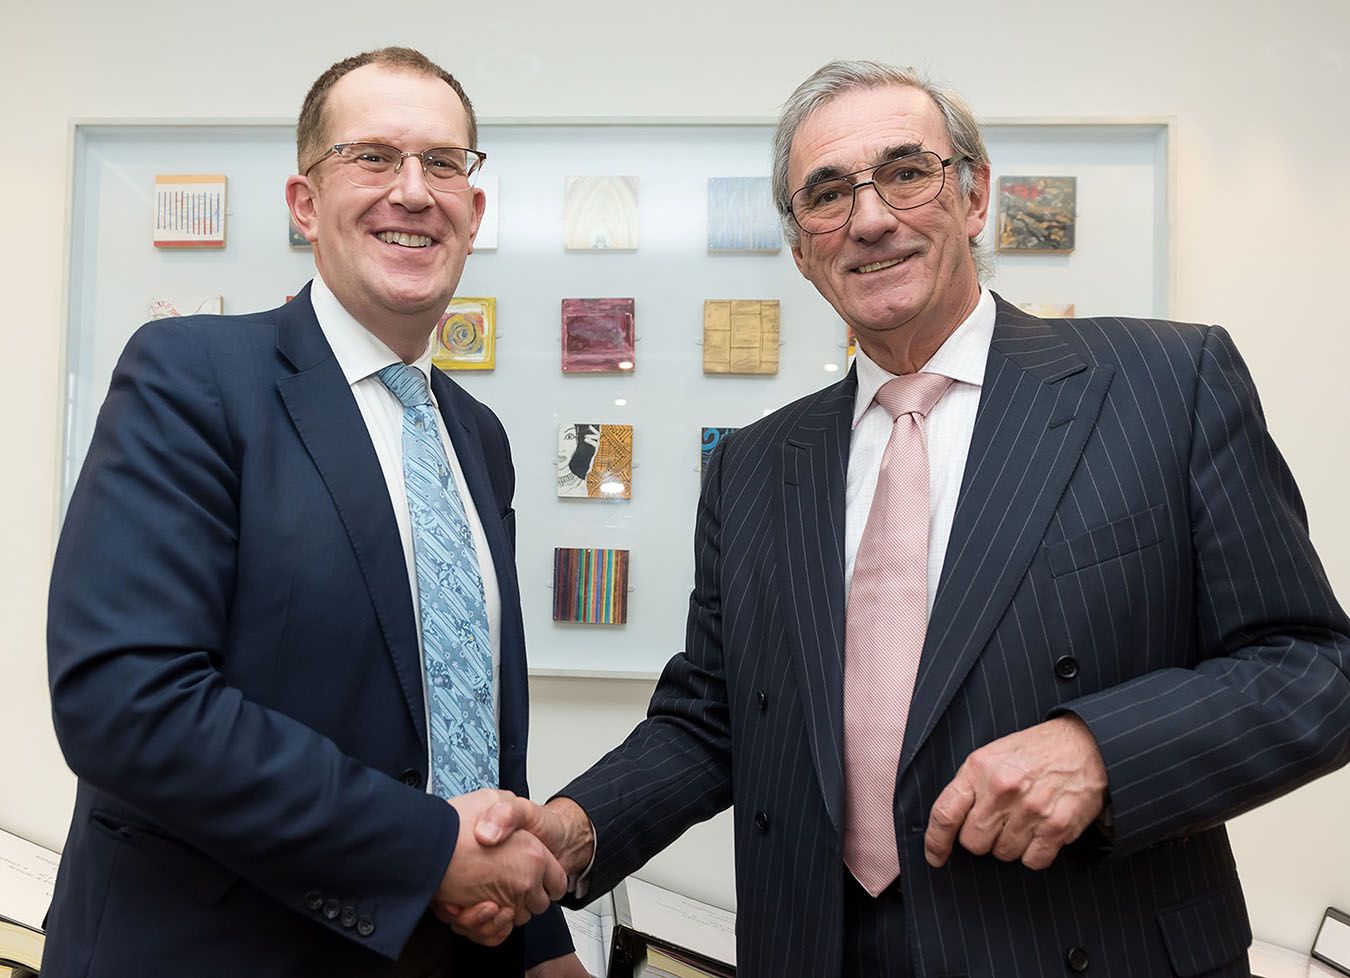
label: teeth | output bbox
[377,231,432,248]
[857,257,904,273]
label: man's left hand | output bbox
[924,714,1108,871]
[526,952,592,978]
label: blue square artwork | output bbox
[701,426,738,476]
[707,177,782,253]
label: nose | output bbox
[388,156,433,211]
[848,180,899,242]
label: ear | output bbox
[963,162,992,240]
[790,238,808,277]
[465,185,488,254]
[285,174,320,245]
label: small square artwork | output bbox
[557,424,633,499]
[154,174,227,247]
[1017,302,1077,318]
[432,297,496,371]
[148,295,223,319]
[288,214,310,248]
[553,547,630,624]
[565,176,639,251]
[997,176,1076,252]
[700,427,737,474]
[475,175,498,251]
[562,298,635,373]
[707,177,782,253]
[703,300,779,375]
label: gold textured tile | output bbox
[703,299,779,375]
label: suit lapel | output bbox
[778,369,857,839]
[274,287,428,745]
[898,299,1115,778]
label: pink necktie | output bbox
[843,372,953,897]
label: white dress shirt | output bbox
[845,288,996,614]
[309,275,502,737]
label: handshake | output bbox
[435,789,595,946]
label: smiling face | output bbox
[286,64,484,356]
[788,84,989,363]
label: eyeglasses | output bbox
[304,141,486,192]
[790,151,966,235]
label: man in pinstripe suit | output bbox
[462,61,1350,976]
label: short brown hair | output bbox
[296,47,478,172]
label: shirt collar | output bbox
[851,287,996,430]
[309,274,436,388]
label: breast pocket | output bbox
[1045,504,1167,577]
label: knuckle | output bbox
[988,769,1022,797]
[929,803,958,828]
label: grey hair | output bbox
[771,60,994,280]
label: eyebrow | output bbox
[799,142,928,188]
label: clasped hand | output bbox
[924,714,1109,871]
[434,789,568,946]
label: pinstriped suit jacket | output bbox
[562,297,1350,978]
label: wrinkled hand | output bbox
[924,714,1108,871]
[526,951,592,978]
[433,789,568,946]
[438,797,595,938]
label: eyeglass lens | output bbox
[338,142,481,190]
[793,151,948,233]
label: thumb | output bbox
[475,798,534,846]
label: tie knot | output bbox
[377,363,432,409]
[873,372,952,421]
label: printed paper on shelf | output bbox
[0,828,59,933]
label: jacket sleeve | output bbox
[1062,324,1350,855]
[557,439,736,900]
[48,320,457,959]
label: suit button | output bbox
[757,691,768,712]
[1066,946,1089,972]
[1054,656,1079,680]
[340,906,358,929]
[400,768,422,788]
[304,890,323,911]
[754,810,770,832]
[323,898,340,920]
[357,916,376,937]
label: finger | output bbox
[543,854,568,902]
[925,775,977,867]
[990,816,1037,863]
[525,884,552,916]
[513,905,535,927]
[446,904,512,946]
[956,807,1006,858]
[448,900,498,923]
[476,798,532,846]
[1020,834,1063,872]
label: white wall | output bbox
[4,0,1347,952]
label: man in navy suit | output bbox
[462,61,1350,977]
[46,47,585,978]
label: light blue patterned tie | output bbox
[377,363,497,798]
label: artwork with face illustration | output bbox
[557,423,633,499]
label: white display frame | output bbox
[58,117,1174,678]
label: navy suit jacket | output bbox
[45,285,568,977]
[562,298,1350,978]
